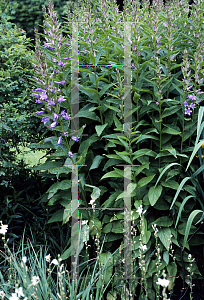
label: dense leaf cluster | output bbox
[0,1,51,186]
[6,0,73,49]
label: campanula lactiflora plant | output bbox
[20,0,204,298]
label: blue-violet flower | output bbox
[50,121,57,128]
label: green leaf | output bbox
[79,84,98,97]
[77,110,101,122]
[60,246,71,260]
[95,124,108,137]
[161,180,180,190]
[47,209,64,224]
[175,195,196,228]
[99,84,114,98]
[49,166,72,174]
[114,151,132,164]
[102,221,124,234]
[47,180,71,199]
[62,203,72,225]
[154,163,181,188]
[115,184,137,201]
[100,168,124,180]
[158,228,171,250]
[170,177,191,209]
[104,103,119,113]
[178,223,197,235]
[163,251,169,265]
[162,127,182,135]
[134,163,150,176]
[103,158,124,171]
[183,210,203,250]
[89,217,102,239]
[142,230,151,244]
[167,262,177,290]
[86,185,101,202]
[161,146,177,158]
[185,140,204,172]
[153,216,173,227]
[89,51,95,65]
[113,114,123,129]
[138,174,155,188]
[96,68,107,86]
[148,185,162,206]
[137,134,159,143]
[116,135,129,149]
[89,155,104,170]
[132,149,156,159]
[98,252,113,285]
[161,106,180,118]
[101,191,120,209]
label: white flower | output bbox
[0,291,5,297]
[9,293,19,300]
[51,259,58,265]
[22,256,27,263]
[88,199,95,205]
[188,254,192,259]
[45,254,51,262]
[15,287,24,297]
[156,278,170,287]
[82,220,88,225]
[0,224,8,235]
[141,245,147,251]
[31,276,39,286]
[136,205,143,217]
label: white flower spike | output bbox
[136,205,143,217]
[82,220,88,225]
[31,276,40,286]
[15,287,24,297]
[51,259,58,265]
[9,293,19,300]
[45,254,51,262]
[156,278,170,287]
[0,224,8,235]
[88,199,95,205]
[22,256,27,263]
[141,245,147,251]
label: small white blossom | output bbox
[82,220,88,225]
[15,287,24,297]
[51,259,58,265]
[22,256,27,264]
[156,278,170,287]
[88,199,95,205]
[31,276,39,286]
[188,254,192,259]
[9,293,19,300]
[141,245,147,251]
[0,291,5,298]
[0,224,8,235]
[136,205,143,217]
[45,254,51,262]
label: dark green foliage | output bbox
[8,0,73,49]
[0,1,51,190]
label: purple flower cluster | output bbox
[31,1,79,158]
[184,93,197,116]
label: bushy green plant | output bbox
[9,0,204,298]
[7,0,73,49]
[0,0,54,188]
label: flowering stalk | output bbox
[30,1,89,205]
[152,224,161,299]
[187,254,195,300]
